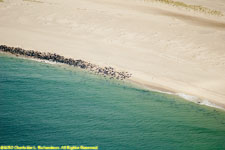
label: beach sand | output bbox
[0,0,225,108]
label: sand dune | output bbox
[0,0,225,108]
[157,9,225,29]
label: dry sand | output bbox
[1,0,225,109]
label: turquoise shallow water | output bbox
[0,53,225,150]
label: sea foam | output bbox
[176,93,224,110]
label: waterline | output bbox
[1,53,225,149]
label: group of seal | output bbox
[0,45,132,80]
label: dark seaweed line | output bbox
[0,45,132,80]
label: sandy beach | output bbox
[1,0,225,108]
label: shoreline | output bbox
[1,45,224,111]
[1,0,225,111]
[0,45,132,80]
[128,77,225,111]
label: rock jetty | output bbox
[0,45,132,80]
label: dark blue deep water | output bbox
[0,53,225,150]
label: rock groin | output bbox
[0,45,132,80]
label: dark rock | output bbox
[0,45,132,80]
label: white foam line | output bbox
[30,58,58,65]
[199,100,224,110]
[176,93,198,102]
[148,88,174,95]
[134,82,224,110]
[175,93,225,110]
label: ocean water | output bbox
[0,53,225,150]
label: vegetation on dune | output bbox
[144,0,223,16]
[23,0,43,3]
[0,0,3,2]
